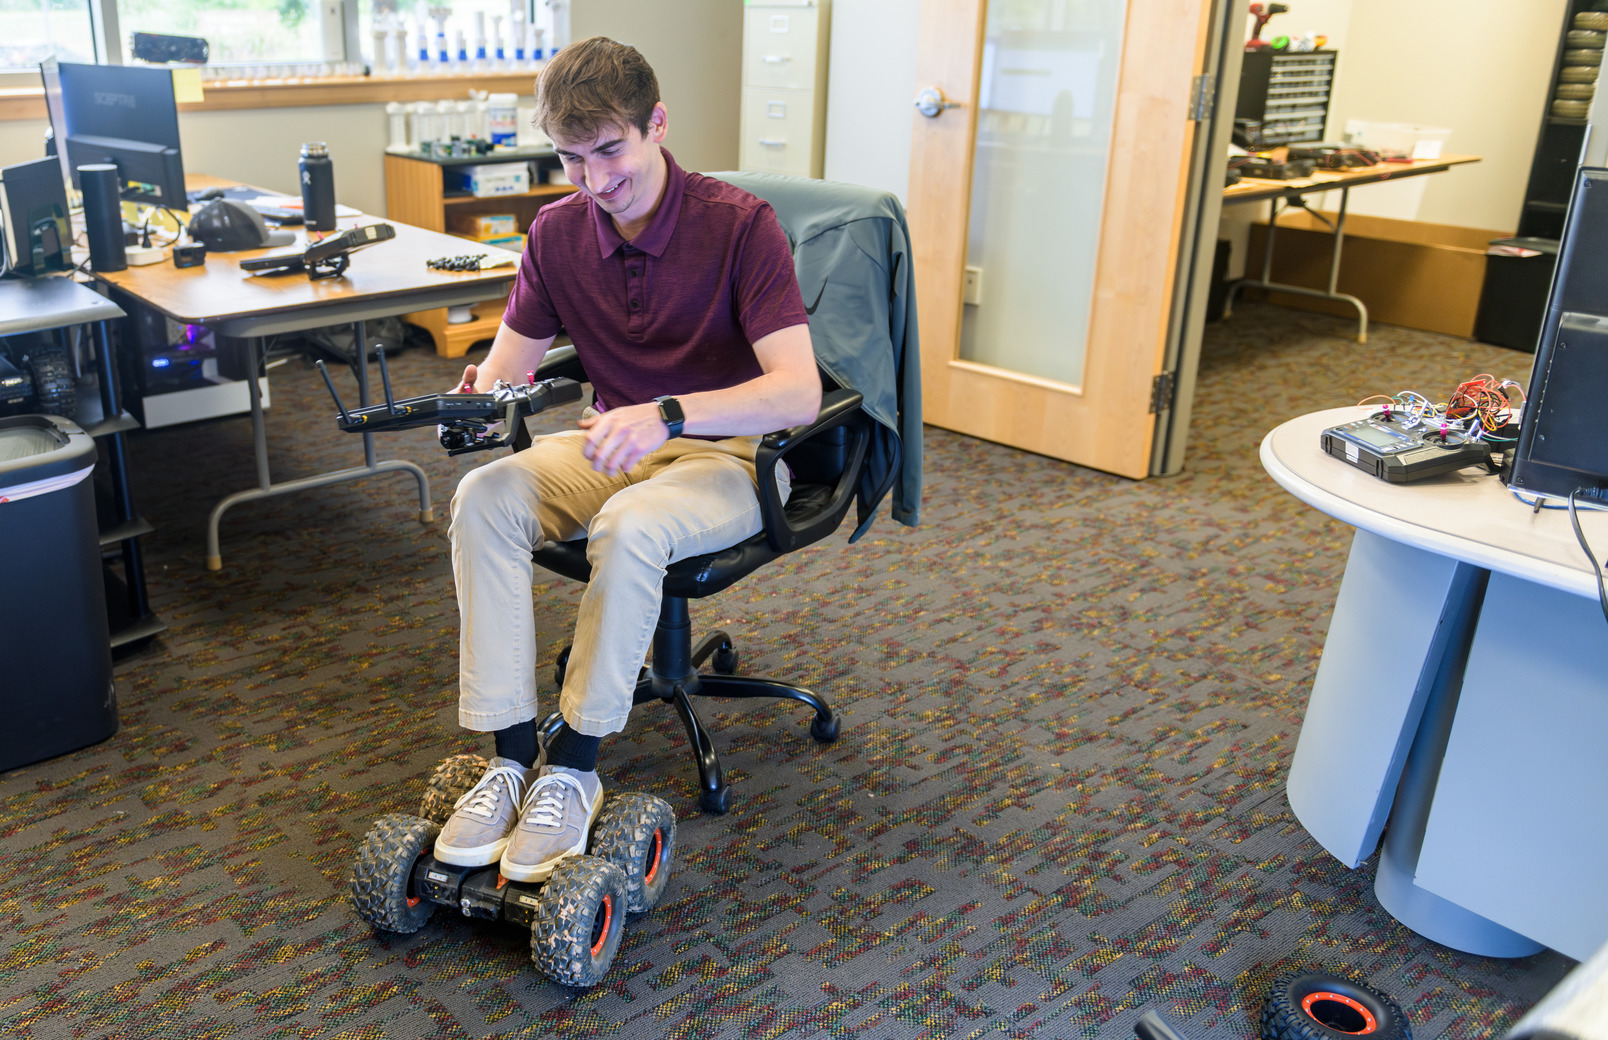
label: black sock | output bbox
[492,719,538,768]
[545,723,601,772]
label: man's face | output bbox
[550,103,669,230]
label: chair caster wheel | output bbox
[809,712,839,744]
[711,646,738,674]
[699,785,733,815]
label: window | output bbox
[116,0,327,66]
[0,1,96,68]
[0,0,544,75]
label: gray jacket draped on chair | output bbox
[711,171,923,540]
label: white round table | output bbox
[1262,408,1608,960]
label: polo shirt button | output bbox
[630,300,640,309]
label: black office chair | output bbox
[528,345,868,814]
[525,174,914,814]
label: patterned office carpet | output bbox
[0,302,1577,1039]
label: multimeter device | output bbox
[1321,412,1492,483]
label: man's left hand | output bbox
[579,403,670,475]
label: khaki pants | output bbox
[449,429,788,736]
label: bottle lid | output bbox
[301,142,329,157]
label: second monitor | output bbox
[42,59,186,208]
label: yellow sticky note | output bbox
[171,67,203,103]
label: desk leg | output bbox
[204,329,434,571]
[1372,560,1543,957]
[1225,187,1370,343]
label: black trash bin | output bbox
[1474,236,1560,353]
[0,414,116,772]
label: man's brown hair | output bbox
[534,36,661,141]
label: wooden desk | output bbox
[1222,155,1481,342]
[88,175,523,570]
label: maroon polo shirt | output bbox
[502,149,807,416]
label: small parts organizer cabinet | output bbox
[1236,49,1338,147]
[383,148,577,358]
[740,0,831,179]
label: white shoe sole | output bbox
[498,796,603,882]
[433,835,512,867]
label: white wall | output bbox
[1329,0,1565,230]
[822,0,920,203]
[570,0,742,174]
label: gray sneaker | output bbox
[433,757,531,867]
[499,766,603,882]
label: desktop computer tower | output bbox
[117,299,269,429]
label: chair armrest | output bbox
[754,388,869,553]
[534,343,586,383]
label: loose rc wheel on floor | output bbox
[528,855,629,987]
[350,813,439,934]
[1262,970,1411,1040]
[590,792,677,912]
[417,753,490,824]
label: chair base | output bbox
[554,612,839,815]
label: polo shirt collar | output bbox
[591,147,685,260]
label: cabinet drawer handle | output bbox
[757,138,787,147]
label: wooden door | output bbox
[908,0,1215,478]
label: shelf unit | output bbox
[1516,0,1605,240]
[383,147,578,357]
[1235,49,1339,146]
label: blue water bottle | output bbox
[299,142,337,233]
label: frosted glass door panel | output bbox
[958,1,1127,386]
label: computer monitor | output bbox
[0,156,71,276]
[42,59,186,208]
[1506,166,1608,502]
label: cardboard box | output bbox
[482,234,524,251]
[449,213,517,239]
[450,164,529,198]
[1244,211,1504,338]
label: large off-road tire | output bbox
[350,813,439,934]
[24,347,75,419]
[528,855,628,988]
[417,753,489,825]
[1262,970,1412,1040]
[590,792,677,913]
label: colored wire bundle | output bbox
[1356,374,1526,443]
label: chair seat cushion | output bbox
[532,482,835,599]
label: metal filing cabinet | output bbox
[1236,49,1338,146]
[739,0,831,178]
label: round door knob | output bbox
[914,87,961,118]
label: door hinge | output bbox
[1150,371,1176,414]
[1188,73,1215,121]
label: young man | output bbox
[434,37,821,882]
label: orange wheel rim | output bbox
[643,829,663,885]
[1302,991,1378,1034]
[590,894,614,958]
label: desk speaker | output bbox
[78,163,126,273]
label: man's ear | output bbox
[648,101,668,143]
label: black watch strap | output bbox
[654,395,685,438]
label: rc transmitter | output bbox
[1321,412,1492,483]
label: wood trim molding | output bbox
[0,71,543,123]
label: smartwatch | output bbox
[654,395,685,438]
